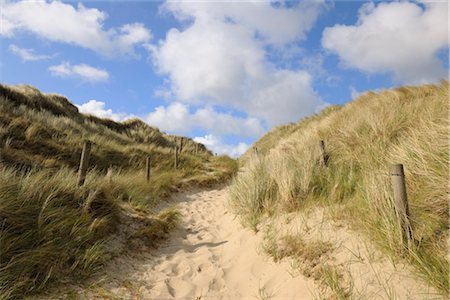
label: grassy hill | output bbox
[0,84,237,298]
[230,81,448,295]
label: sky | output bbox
[1,0,448,157]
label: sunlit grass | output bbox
[0,84,237,298]
[230,81,449,295]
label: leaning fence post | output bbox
[146,156,151,182]
[319,140,328,167]
[390,164,413,248]
[78,140,91,186]
[174,146,179,169]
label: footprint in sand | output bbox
[208,277,225,292]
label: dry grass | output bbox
[317,265,352,300]
[127,207,181,249]
[230,81,449,295]
[261,229,349,299]
[0,84,237,299]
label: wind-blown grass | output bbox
[0,84,237,298]
[229,81,449,294]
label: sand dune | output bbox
[33,187,441,299]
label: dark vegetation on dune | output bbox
[0,84,237,299]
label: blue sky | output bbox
[1,0,448,157]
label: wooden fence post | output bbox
[174,146,179,169]
[390,164,413,248]
[179,138,183,153]
[254,147,258,155]
[78,140,91,186]
[319,140,329,167]
[195,143,198,155]
[146,156,151,182]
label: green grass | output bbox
[229,81,449,295]
[0,167,119,299]
[0,84,237,299]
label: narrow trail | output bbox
[102,187,315,299]
[36,187,441,299]
[44,187,316,299]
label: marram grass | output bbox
[0,84,237,299]
[229,81,449,295]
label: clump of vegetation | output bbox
[230,81,449,295]
[0,84,237,299]
[261,229,349,298]
[128,207,181,249]
[262,231,333,274]
[0,167,119,299]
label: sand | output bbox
[99,188,317,299]
[33,187,443,299]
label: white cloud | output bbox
[322,1,448,83]
[162,1,323,45]
[151,1,328,128]
[77,100,132,121]
[154,88,173,100]
[146,102,265,138]
[1,0,151,56]
[49,62,109,83]
[194,135,249,158]
[8,44,53,61]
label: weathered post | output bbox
[390,164,413,248]
[179,138,183,153]
[174,146,179,169]
[254,147,258,155]
[195,143,198,155]
[146,156,151,182]
[319,140,328,167]
[78,140,91,186]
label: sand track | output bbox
[34,187,441,299]
[120,187,316,299]
[52,187,315,299]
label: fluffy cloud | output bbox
[194,135,249,158]
[1,0,151,56]
[49,62,109,83]
[151,1,328,128]
[77,100,132,121]
[322,1,448,83]
[162,1,323,45]
[9,44,53,61]
[146,102,265,138]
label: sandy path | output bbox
[134,188,440,300]
[34,186,441,299]
[31,187,315,299]
[107,187,316,299]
